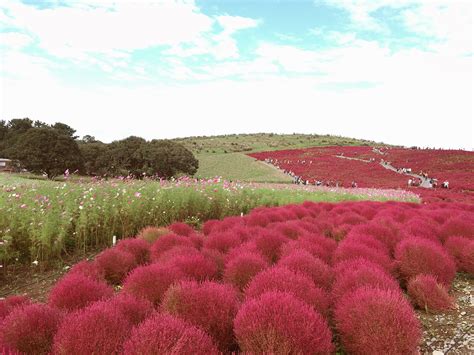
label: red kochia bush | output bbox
[224,251,269,290]
[254,231,289,263]
[95,248,137,284]
[333,240,394,274]
[245,266,329,317]
[150,234,194,261]
[395,237,456,286]
[164,253,218,281]
[67,260,104,281]
[53,302,131,355]
[407,275,454,312]
[48,274,113,311]
[203,232,242,254]
[439,215,474,241]
[331,264,400,303]
[0,303,62,355]
[122,264,185,305]
[234,291,334,354]
[161,280,240,351]
[122,313,219,355]
[445,236,474,274]
[116,237,151,264]
[0,296,30,321]
[335,287,422,355]
[107,294,153,325]
[280,234,336,265]
[278,250,333,291]
[168,222,195,236]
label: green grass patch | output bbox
[196,153,293,183]
[0,174,416,266]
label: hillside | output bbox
[172,133,383,154]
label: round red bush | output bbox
[224,251,269,290]
[164,252,218,281]
[0,296,30,321]
[234,291,334,354]
[395,237,456,286]
[459,242,474,274]
[333,257,386,276]
[245,266,329,317]
[344,231,390,255]
[122,313,219,355]
[67,260,104,281]
[95,248,137,284]
[334,240,394,274]
[153,245,201,263]
[150,234,194,261]
[168,222,195,236]
[254,231,290,263]
[116,237,151,264]
[122,264,185,305]
[335,287,422,355]
[49,273,113,312]
[0,303,62,355]
[407,274,454,312]
[107,294,153,325]
[445,236,474,274]
[161,280,240,351]
[331,264,400,303]
[53,302,131,355]
[440,215,474,241]
[278,250,333,291]
[203,231,242,254]
[202,219,220,235]
[280,234,336,265]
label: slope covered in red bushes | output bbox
[1,200,473,354]
[249,146,474,203]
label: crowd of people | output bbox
[263,155,449,190]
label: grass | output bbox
[173,133,383,154]
[195,153,293,183]
[0,174,417,267]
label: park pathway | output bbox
[335,154,433,188]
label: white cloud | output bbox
[1,0,214,58]
[0,32,33,49]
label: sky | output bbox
[0,0,472,149]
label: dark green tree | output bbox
[13,128,83,178]
[139,139,198,178]
[78,141,108,175]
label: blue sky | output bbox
[0,0,472,149]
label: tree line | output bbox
[0,118,198,179]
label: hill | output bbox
[173,133,384,182]
[172,133,382,154]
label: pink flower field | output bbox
[1,200,473,354]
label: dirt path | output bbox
[380,161,433,188]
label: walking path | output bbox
[335,154,434,189]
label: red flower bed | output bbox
[4,200,474,353]
[249,146,474,203]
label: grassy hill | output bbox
[195,152,293,183]
[172,133,381,154]
[174,133,383,182]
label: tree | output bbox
[104,136,146,177]
[78,141,108,175]
[52,122,78,139]
[139,140,198,178]
[13,128,83,178]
